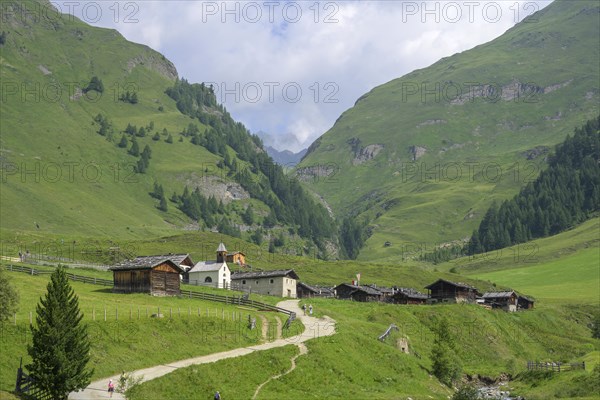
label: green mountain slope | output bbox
[0,0,334,251]
[296,0,600,260]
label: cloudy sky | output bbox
[61,1,552,151]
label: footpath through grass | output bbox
[125,297,599,399]
[0,271,285,392]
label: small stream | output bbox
[477,384,524,400]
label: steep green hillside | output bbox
[441,217,600,304]
[296,0,600,260]
[0,0,334,253]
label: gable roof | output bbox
[425,279,478,291]
[227,251,245,256]
[482,291,517,299]
[167,254,194,266]
[365,284,394,294]
[297,282,334,295]
[334,283,359,289]
[188,261,228,273]
[393,288,429,299]
[231,269,299,280]
[110,256,183,273]
[351,286,382,296]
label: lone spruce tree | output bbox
[431,317,462,386]
[27,266,93,399]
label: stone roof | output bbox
[425,278,478,291]
[297,282,334,294]
[394,287,429,299]
[110,256,183,272]
[351,286,383,296]
[231,269,299,280]
[482,291,517,299]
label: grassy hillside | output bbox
[125,299,598,399]
[0,270,288,392]
[0,0,333,254]
[296,0,600,260]
[437,217,600,304]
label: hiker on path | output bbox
[309,304,313,315]
[108,379,114,398]
[302,304,307,315]
[214,391,221,400]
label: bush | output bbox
[452,384,480,400]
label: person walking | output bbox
[214,390,221,400]
[108,379,115,398]
[302,303,307,315]
[309,304,313,315]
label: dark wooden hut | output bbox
[482,291,518,312]
[390,288,429,305]
[425,279,479,303]
[517,294,535,310]
[296,282,335,298]
[110,256,184,296]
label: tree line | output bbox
[165,78,337,248]
[422,116,599,263]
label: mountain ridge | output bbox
[296,0,600,260]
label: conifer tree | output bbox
[27,266,93,399]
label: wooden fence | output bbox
[4,265,295,318]
[15,358,53,400]
[527,361,585,372]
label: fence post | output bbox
[138,308,140,320]
[129,308,132,320]
[93,307,95,321]
[104,308,107,322]
[170,308,172,319]
[29,311,32,325]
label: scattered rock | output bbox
[544,79,572,94]
[352,144,384,165]
[522,146,549,160]
[127,54,178,81]
[38,65,51,75]
[295,164,337,183]
[409,145,426,161]
[417,119,446,127]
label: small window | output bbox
[205,277,212,283]
[242,280,246,285]
[270,279,274,284]
[255,280,259,285]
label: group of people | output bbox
[302,303,313,316]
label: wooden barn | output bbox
[296,282,335,298]
[110,256,184,296]
[350,286,383,302]
[333,283,361,299]
[390,288,429,305]
[517,294,535,310]
[425,279,479,304]
[482,291,518,312]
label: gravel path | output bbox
[69,300,335,400]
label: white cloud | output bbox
[64,0,553,152]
